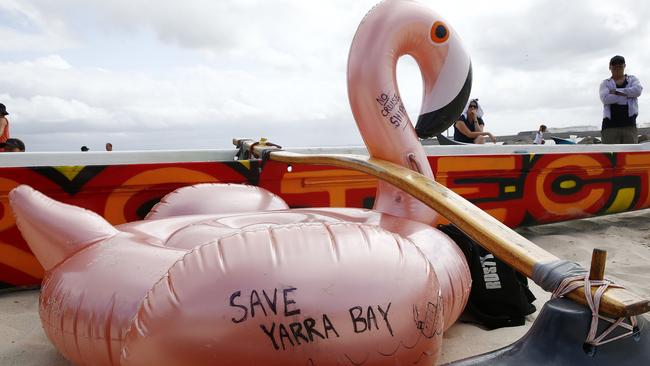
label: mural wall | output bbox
[2,151,650,289]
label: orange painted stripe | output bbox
[624,153,650,166]
[303,177,376,187]
[485,208,508,223]
[104,167,220,224]
[452,187,480,195]
[0,242,44,279]
[436,156,516,173]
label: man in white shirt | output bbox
[599,55,643,144]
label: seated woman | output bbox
[453,99,496,144]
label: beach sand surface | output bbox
[441,208,650,363]
[2,209,650,365]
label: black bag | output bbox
[438,224,537,330]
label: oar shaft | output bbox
[240,140,650,318]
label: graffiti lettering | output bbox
[4,152,650,290]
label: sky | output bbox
[1,0,649,152]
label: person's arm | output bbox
[618,75,643,98]
[467,111,485,132]
[476,117,494,142]
[600,79,622,104]
[0,118,6,137]
[475,119,484,132]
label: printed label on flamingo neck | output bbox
[376,91,409,130]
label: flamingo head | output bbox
[412,15,473,139]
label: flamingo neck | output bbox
[348,1,440,224]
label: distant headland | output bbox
[425,123,650,145]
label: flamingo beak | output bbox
[415,63,472,139]
[9,185,118,271]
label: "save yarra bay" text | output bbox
[229,286,393,351]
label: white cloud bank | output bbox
[0,0,649,151]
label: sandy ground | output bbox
[441,208,650,362]
[2,209,650,365]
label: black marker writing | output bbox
[229,286,301,324]
[377,303,393,336]
[250,290,267,318]
[283,287,301,316]
[261,315,340,351]
[229,291,247,324]
[376,92,408,128]
[263,288,278,314]
[349,303,393,336]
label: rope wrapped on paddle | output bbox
[533,260,639,349]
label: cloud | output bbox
[17,0,369,52]
[453,0,650,135]
[468,0,650,71]
[0,0,77,51]
[2,0,650,151]
[0,50,354,151]
[1,1,360,134]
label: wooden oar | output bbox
[236,138,650,318]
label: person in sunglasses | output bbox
[453,99,496,144]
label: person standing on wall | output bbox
[0,103,10,152]
[599,55,643,144]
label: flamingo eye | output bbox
[430,21,449,44]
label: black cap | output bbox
[0,103,8,116]
[0,138,25,151]
[610,55,625,65]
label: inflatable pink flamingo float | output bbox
[9,0,473,365]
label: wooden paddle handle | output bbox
[589,249,607,281]
[237,139,650,317]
